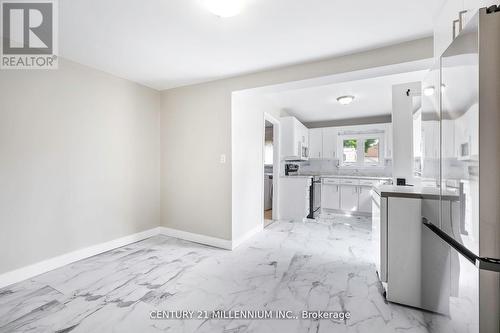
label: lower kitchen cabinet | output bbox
[279,177,311,221]
[321,182,340,210]
[321,177,388,215]
[340,185,358,211]
[358,186,372,213]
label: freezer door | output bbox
[422,220,480,332]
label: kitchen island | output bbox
[372,183,460,312]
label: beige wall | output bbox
[0,59,160,274]
[160,37,433,240]
[231,93,281,241]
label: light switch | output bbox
[220,154,226,164]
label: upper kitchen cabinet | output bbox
[322,127,338,160]
[434,0,497,59]
[306,127,338,160]
[308,128,323,159]
[280,116,309,161]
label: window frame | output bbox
[339,133,384,168]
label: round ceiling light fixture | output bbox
[201,0,246,17]
[336,95,355,105]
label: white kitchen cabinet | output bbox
[322,127,338,159]
[372,191,388,282]
[386,197,423,309]
[321,178,340,210]
[358,186,372,213]
[279,177,311,221]
[300,123,309,150]
[308,128,323,159]
[280,116,309,161]
[340,184,358,211]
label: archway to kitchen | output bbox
[230,58,431,246]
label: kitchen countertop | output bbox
[284,174,391,181]
[374,184,459,201]
[320,175,391,181]
[280,175,313,179]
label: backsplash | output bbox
[283,159,392,177]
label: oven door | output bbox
[311,179,321,218]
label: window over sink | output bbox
[340,134,383,167]
[342,139,358,164]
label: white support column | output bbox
[391,82,420,185]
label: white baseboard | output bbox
[232,224,263,250]
[0,225,261,289]
[158,227,232,250]
[0,227,160,289]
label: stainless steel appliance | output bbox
[307,176,321,219]
[421,8,500,332]
[284,163,299,176]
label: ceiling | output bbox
[265,70,428,123]
[58,0,443,90]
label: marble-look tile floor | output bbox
[0,215,453,333]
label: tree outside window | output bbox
[339,135,383,167]
[343,139,357,163]
[364,138,380,164]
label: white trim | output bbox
[0,227,160,289]
[263,112,280,224]
[0,226,241,289]
[158,227,232,250]
[231,224,263,250]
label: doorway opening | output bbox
[263,120,275,228]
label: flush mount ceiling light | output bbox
[336,95,355,105]
[201,0,246,17]
[423,86,435,96]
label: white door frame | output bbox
[262,112,280,227]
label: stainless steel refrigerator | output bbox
[420,7,500,333]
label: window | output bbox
[339,134,384,167]
[364,138,380,164]
[342,139,358,164]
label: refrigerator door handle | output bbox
[422,218,500,273]
[475,257,500,273]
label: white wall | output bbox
[231,92,280,241]
[160,38,433,241]
[0,59,161,274]
[392,82,421,184]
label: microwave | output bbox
[301,146,309,159]
[296,142,309,160]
